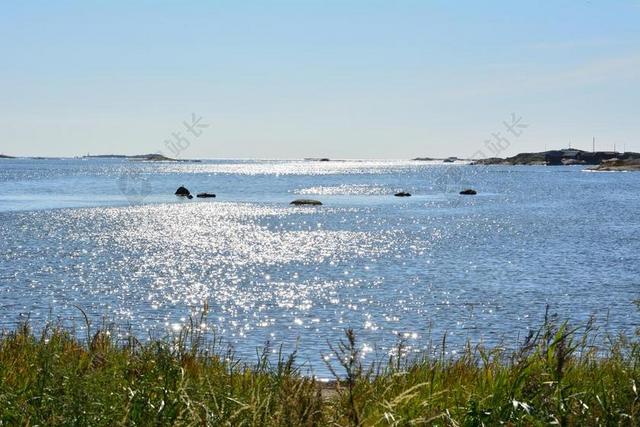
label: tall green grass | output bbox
[1,309,639,425]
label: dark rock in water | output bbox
[290,199,322,206]
[196,193,216,198]
[319,158,330,162]
[175,186,191,196]
[459,189,477,195]
[394,191,411,197]
[187,195,193,199]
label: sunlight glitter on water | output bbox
[2,159,640,377]
[155,159,440,176]
[294,184,391,196]
[1,201,433,360]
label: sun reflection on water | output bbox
[2,161,640,377]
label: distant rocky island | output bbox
[413,156,459,162]
[411,149,640,171]
[83,154,201,162]
[0,154,15,159]
[83,154,128,159]
[472,149,640,168]
[472,152,547,165]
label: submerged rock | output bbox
[290,199,322,206]
[394,191,411,197]
[459,189,477,195]
[196,193,216,198]
[175,186,191,196]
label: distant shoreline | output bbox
[414,149,640,169]
[475,149,640,167]
[3,149,640,170]
[83,153,201,162]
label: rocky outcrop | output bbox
[459,189,477,195]
[473,152,547,165]
[394,192,411,197]
[175,186,191,196]
[544,150,640,166]
[506,152,547,165]
[290,199,322,206]
[83,154,201,162]
[472,157,510,165]
[470,150,639,166]
[132,153,176,161]
[196,193,216,198]
[588,159,640,171]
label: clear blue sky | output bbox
[1,1,639,158]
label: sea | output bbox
[1,157,639,377]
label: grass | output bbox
[1,309,639,426]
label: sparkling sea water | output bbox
[1,158,639,376]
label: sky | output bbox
[1,0,639,159]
